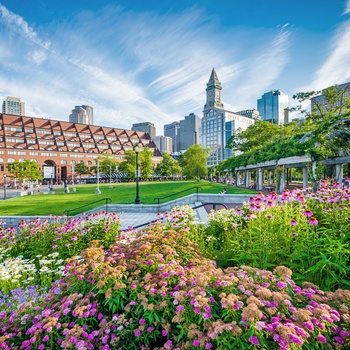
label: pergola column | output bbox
[302,166,308,188]
[229,171,233,185]
[236,171,241,186]
[267,170,271,186]
[245,170,251,188]
[335,164,343,184]
[278,168,286,193]
[257,168,263,191]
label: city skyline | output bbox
[1,0,350,134]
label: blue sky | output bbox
[1,0,350,134]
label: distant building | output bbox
[69,105,93,125]
[132,122,156,139]
[0,113,162,183]
[2,96,25,116]
[164,121,180,153]
[236,109,261,120]
[311,82,350,112]
[153,136,172,154]
[178,113,200,152]
[201,68,256,166]
[257,90,289,124]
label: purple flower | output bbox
[139,318,145,325]
[302,210,313,217]
[164,340,173,347]
[339,330,350,338]
[249,336,259,346]
[147,327,154,332]
[205,343,213,349]
[202,312,212,320]
[134,329,141,337]
[334,336,344,344]
[176,305,185,313]
[290,220,298,226]
[289,333,303,345]
[308,217,318,226]
[162,329,168,337]
[193,338,200,346]
[317,334,327,343]
[277,281,288,289]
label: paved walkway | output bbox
[119,212,160,230]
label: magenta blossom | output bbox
[249,336,260,346]
[308,217,319,226]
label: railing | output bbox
[192,202,228,211]
[154,186,202,205]
[63,198,112,216]
[129,201,227,230]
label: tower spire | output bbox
[204,68,224,110]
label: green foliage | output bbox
[203,182,350,291]
[118,150,136,178]
[98,153,118,175]
[118,148,154,178]
[74,162,90,179]
[1,206,349,349]
[139,147,154,179]
[222,85,350,172]
[182,144,210,179]
[155,152,181,177]
[7,159,42,182]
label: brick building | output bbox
[0,113,162,184]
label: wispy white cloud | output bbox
[343,0,350,15]
[0,3,329,133]
[302,19,350,92]
[0,4,50,48]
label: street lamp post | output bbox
[3,174,6,200]
[95,160,101,194]
[109,164,113,189]
[134,146,141,204]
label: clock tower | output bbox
[204,68,224,111]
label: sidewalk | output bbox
[119,212,160,230]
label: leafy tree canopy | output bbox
[7,160,42,182]
[221,84,350,170]
[182,144,211,179]
[155,152,181,177]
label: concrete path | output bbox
[119,212,160,230]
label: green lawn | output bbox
[0,180,256,216]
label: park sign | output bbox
[43,166,55,179]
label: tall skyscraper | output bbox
[178,113,200,152]
[153,136,172,154]
[257,90,289,124]
[131,122,156,139]
[201,68,256,166]
[2,96,25,116]
[164,121,180,153]
[311,82,350,112]
[69,105,93,125]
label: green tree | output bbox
[182,144,210,180]
[98,154,118,177]
[155,152,181,178]
[118,151,136,178]
[7,160,42,183]
[226,121,279,153]
[75,162,90,181]
[118,147,155,179]
[139,147,154,179]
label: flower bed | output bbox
[0,190,349,349]
[204,180,350,291]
